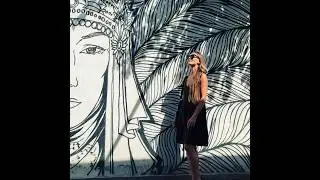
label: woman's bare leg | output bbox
[185,144,200,180]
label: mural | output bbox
[70,0,250,178]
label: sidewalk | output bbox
[71,173,250,180]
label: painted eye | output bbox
[80,45,105,55]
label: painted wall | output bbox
[70,0,250,178]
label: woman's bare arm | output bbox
[190,73,208,120]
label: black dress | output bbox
[176,76,208,146]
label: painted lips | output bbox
[70,98,81,109]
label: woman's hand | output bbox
[187,116,197,128]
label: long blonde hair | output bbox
[186,51,207,104]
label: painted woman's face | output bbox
[70,25,110,127]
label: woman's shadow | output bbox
[153,80,186,175]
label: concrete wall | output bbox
[70,0,250,178]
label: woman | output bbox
[176,51,209,180]
[70,0,160,177]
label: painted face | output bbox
[70,25,110,127]
[188,54,200,66]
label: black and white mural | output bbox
[70,0,250,178]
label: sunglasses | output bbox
[188,54,198,59]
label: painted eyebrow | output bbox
[76,32,107,45]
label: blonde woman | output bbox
[176,51,209,180]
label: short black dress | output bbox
[176,76,208,146]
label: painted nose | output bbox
[70,50,78,87]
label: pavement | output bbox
[71,173,250,180]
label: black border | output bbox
[3,1,70,179]
[250,1,314,179]
[251,0,282,179]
